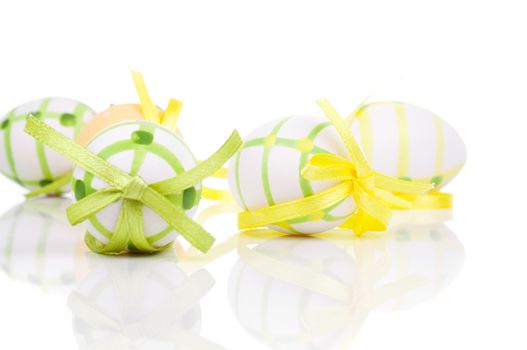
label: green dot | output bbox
[39,179,53,187]
[31,111,42,118]
[399,176,412,181]
[430,230,441,241]
[431,175,443,186]
[74,179,86,200]
[131,130,154,145]
[60,113,77,126]
[396,229,410,241]
[1,119,10,129]
[127,242,139,252]
[183,187,197,210]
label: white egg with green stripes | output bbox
[0,197,84,293]
[0,97,95,191]
[70,253,204,349]
[228,115,357,234]
[72,120,201,252]
[351,102,466,188]
[228,236,357,349]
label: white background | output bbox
[0,0,526,349]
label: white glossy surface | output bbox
[1,0,526,349]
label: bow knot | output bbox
[354,173,375,193]
[122,176,148,201]
[24,116,242,254]
[236,99,444,234]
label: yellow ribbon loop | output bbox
[238,99,433,235]
[162,98,182,131]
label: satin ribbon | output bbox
[25,116,242,254]
[239,99,433,235]
[25,71,183,199]
[131,70,183,131]
[132,70,233,202]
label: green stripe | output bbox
[236,118,346,232]
[34,219,51,287]
[82,123,191,245]
[146,225,174,244]
[244,136,331,153]
[130,124,155,176]
[2,206,23,274]
[234,149,249,210]
[87,218,114,239]
[322,199,351,221]
[36,98,53,180]
[262,118,291,206]
[73,103,90,138]
[299,122,331,197]
[2,109,19,182]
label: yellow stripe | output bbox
[357,108,373,161]
[433,115,445,175]
[395,103,410,177]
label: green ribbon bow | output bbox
[24,117,242,254]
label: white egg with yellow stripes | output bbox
[0,98,95,192]
[72,120,201,252]
[228,116,357,234]
[350,102,466,188]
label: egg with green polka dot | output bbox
[72,120,201,251]
[0,98,95,191]
[228,115,357,234]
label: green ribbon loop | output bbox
[24,117,242,254]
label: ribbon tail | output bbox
[202,186,233,201]
[124,199,165,253]
[374,172,433,194]
[151,130,242,195]
[142,187,215,253]
[131,70,160,123]
[374,188,413,209]
[25,117,132,189]
[316,98,371,177]
[67,188,122,225]
[238,182,351,229]
[25,171,72,198]
[161,98,182,132]
[341,187,391,235]
[398,191,453,209]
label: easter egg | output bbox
[0,198,86,294]
[69,252,213,348]
[0,98,95,191]
[228,223,464,349]
[351,102,466,188]
[228,116,356,234]
[77,103,165,146]
[373,222,464,311]
[228,236,358,350]
[72,120,201,252]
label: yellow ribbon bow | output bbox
[238,99,433,235]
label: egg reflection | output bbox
[0,198,85,294]
[228,221,464,349]
[69,250,226,350]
